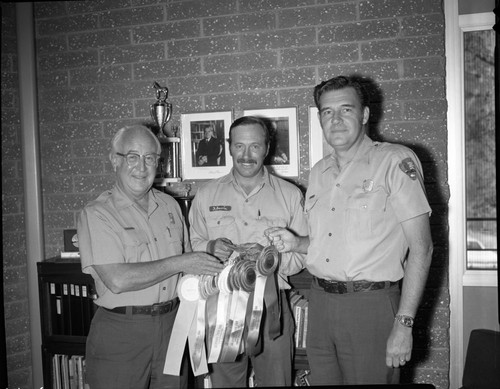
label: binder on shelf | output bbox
[80,285,94,335]
[50,282,63,335]
[70,284,84,336]
[62,283,72,335]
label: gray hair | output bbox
[110,125,161,158]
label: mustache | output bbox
[237,158,257,164]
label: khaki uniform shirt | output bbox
[189,169,307,289]
[77,185,190,308]
[305,135,431,282]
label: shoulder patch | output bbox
[399,157,417,180]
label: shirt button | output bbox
[162,287,166,290]
[328,232,332,236]
[326,258,330,262]
[154,237,158,241]
[336,183,340,187]
[245,199,249,203]
[244,222,248,226]
[362,205,367,209]
[331,207,335,211]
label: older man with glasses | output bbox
[77,125,224,389]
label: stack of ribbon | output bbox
[164,243,280,376]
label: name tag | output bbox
[209,205,231,212]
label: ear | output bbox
[362,106,370,125]
[109,153,119,171]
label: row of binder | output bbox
[49,282,97,336]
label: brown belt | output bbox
[315,277,400,294]
[103,297,179,316]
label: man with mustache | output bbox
[189,116,308,387]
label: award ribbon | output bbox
[164,275,200,376]
[207,264,232,363]
[259,246,281,340]
[245,244,279,355]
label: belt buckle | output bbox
[151,303,161,316]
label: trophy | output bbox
[150,82,181,184]
[150,81,172,137]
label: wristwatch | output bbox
[395,314,414,328]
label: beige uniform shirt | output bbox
[189,169,307,289]
[305,135,431,282]
[77,185,190,308]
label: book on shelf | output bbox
[290,292,308,349]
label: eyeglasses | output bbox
[116,152,160,167]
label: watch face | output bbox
[397,315,414,327]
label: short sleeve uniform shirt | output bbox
[77,185,190,308]
[305,135,431,282]
[189,169,307,288]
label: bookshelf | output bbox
[37,259,313,387]
[37,259,97,389]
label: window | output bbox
[463,20,497,270]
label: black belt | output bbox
[315,277,400,294]
[104,297,179,316]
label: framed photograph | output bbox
[242,107,299,177]
[180,111,233,180]
[309,106,332,167]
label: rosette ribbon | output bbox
[218,259,256,362]
[246,245,280,356]
[164,275,208,376]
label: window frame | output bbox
[459,12,497,287]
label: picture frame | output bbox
[242,107,299,177]
[180,111,233,180]
[309,106,332,167]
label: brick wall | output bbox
[2,0,450,388]
[1,3,33,388]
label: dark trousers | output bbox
[85,306,188,389]
[307,280,401,385]
[209,291,295,387]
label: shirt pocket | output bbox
[165,224,184,254]
[121,229,150,263]
[206,215,236,237]
[346,188,388,241]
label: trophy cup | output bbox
[150,82,181,184]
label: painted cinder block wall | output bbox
[2,0,449,388]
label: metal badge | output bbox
[168,212,175,224]
[399,157,417,180]
[362,179,374,192]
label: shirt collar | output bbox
[111,184,159,214]
[320,135,374,173]
[221,167,276,191]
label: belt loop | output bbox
[126,306,133,316]
[385,281,390,289]
[346,281,354,293]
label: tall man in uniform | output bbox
[266,75,433,385]
[189,116,308,387]
[77,125,224,389]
